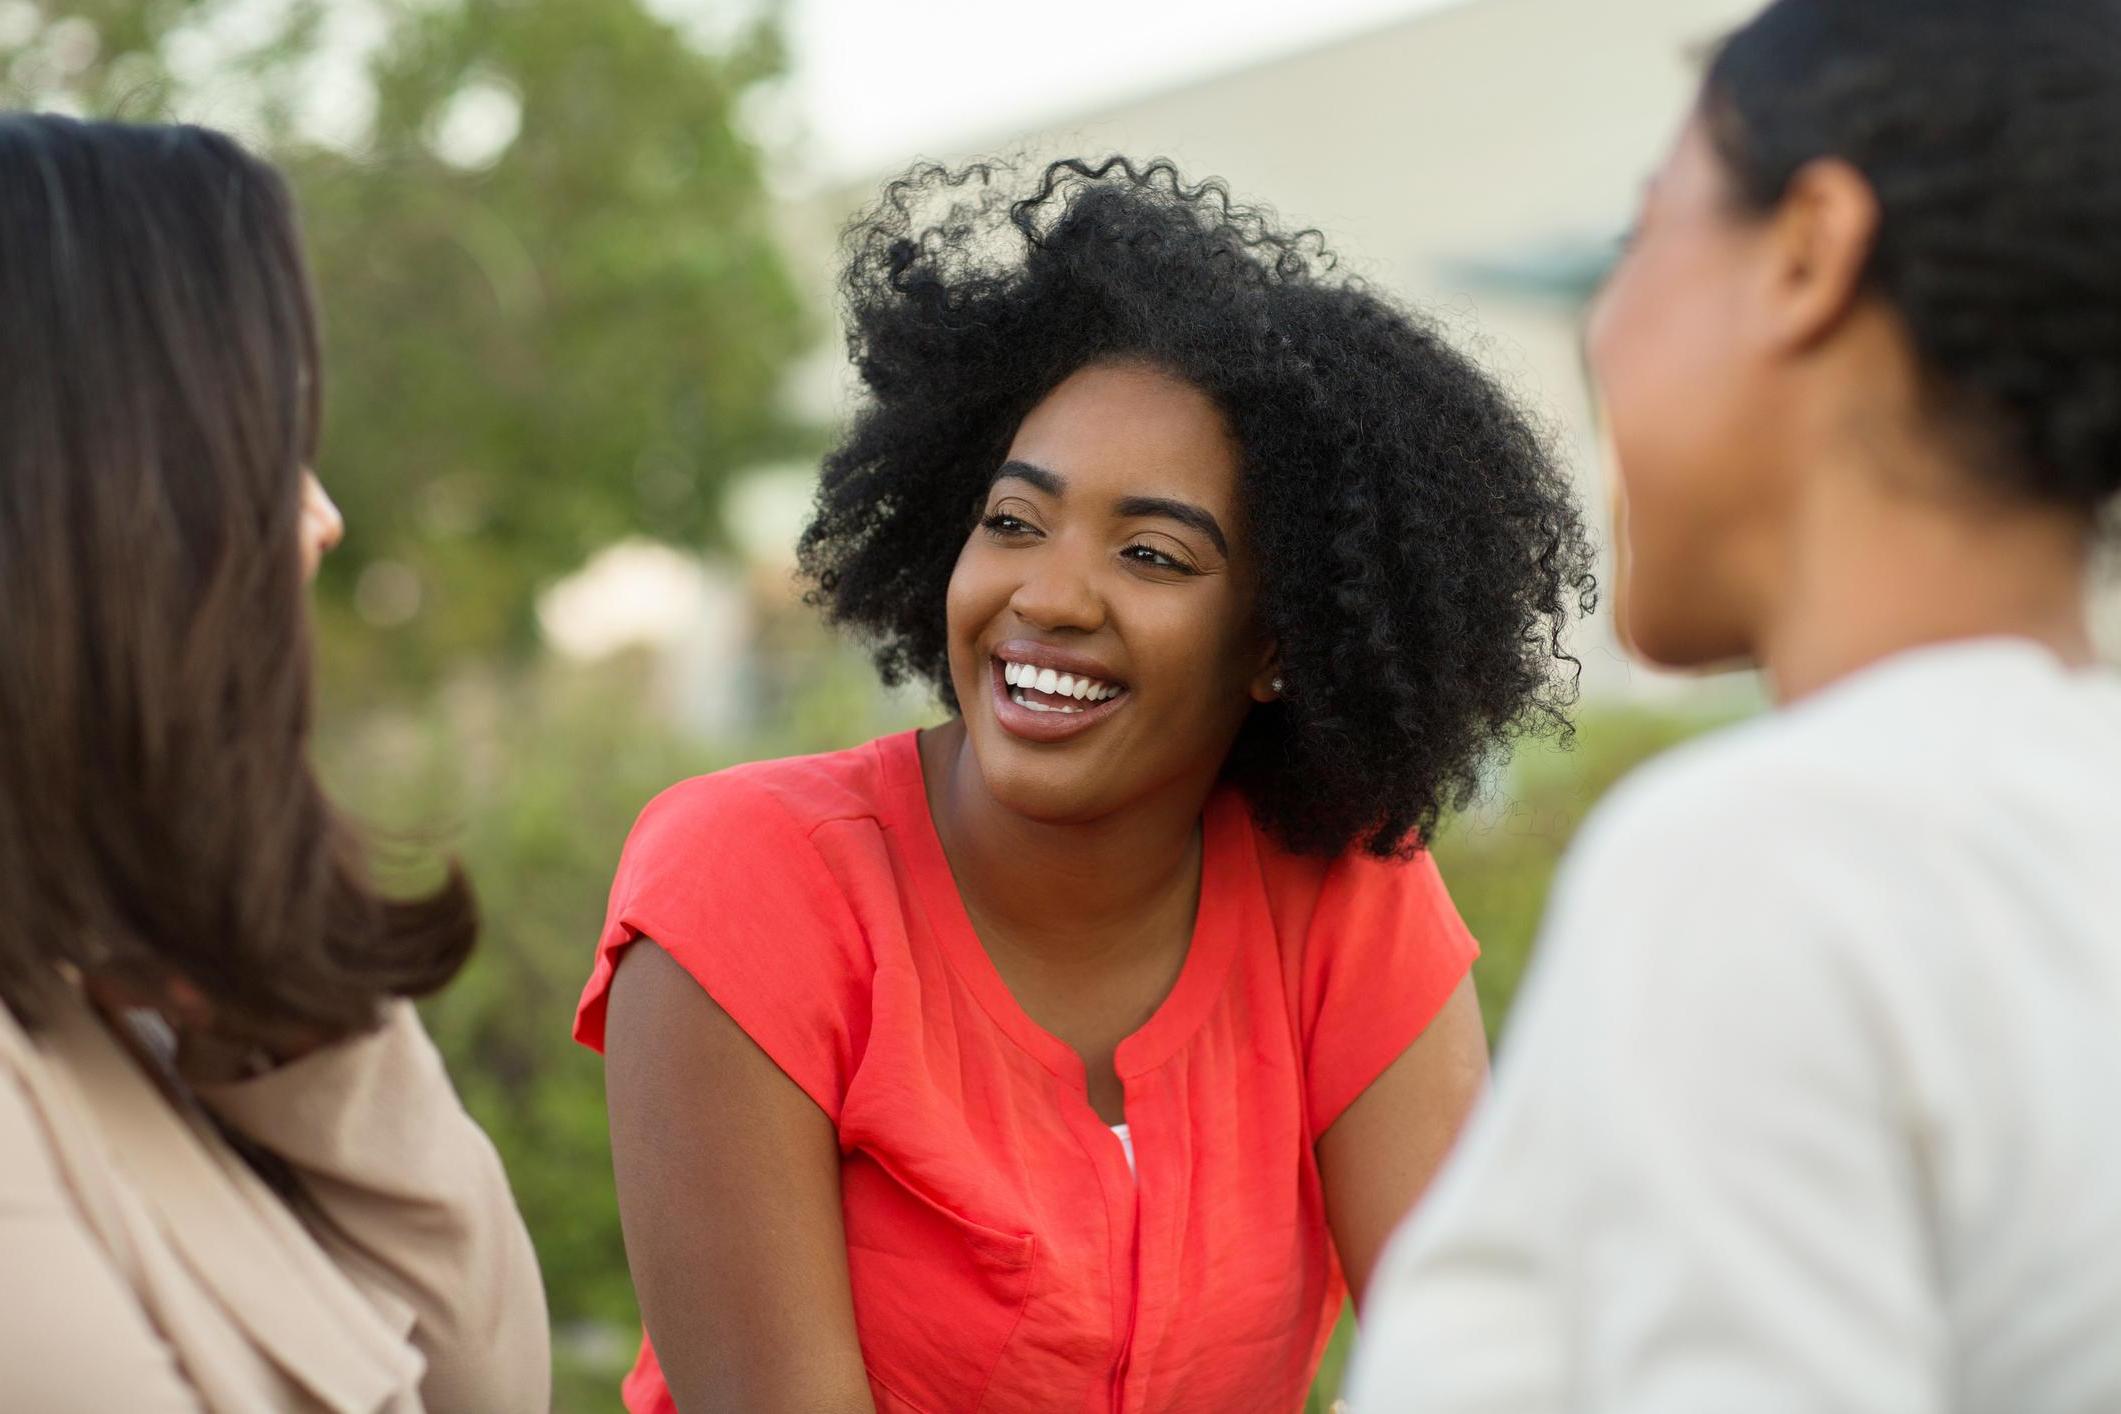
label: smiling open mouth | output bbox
[986,648,1132,742]
[1000,659,1126,714]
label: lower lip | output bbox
[988,661,1129,743]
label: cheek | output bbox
[945,536,1001,636]
[1136,586,1264,728]
[1589,254,1771,665]
[1593,263,1705,478]
[942,537,1007,695]
[1590,256,1749,557]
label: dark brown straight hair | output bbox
[0,114,476,1043]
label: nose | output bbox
[300,472,345,579]
[1007,543,1106,635]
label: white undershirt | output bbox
[1110,1122,1136,1179]
[1351,639,2121,1414]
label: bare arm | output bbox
[604,939,874,1414]
[1317,974,1489,1309]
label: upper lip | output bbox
[991,639,1128,688]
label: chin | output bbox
[1618,607,1756,674]
[973,752,1112,826]
[1615,572,1755,673]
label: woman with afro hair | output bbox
[576,156,1596,1413]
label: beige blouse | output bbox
[0,983,550,1412]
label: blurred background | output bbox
[6,0,2115,1407]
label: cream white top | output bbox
[1350,639,2121,1414]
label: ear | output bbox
[1247,639,1283,704]
[1759,157,1881,354]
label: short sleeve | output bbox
[572,773,873,1123]
[1299,849,1480,1139]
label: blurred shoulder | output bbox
[1568,684,1944,881]
[1583,641,2121,861]
[1531,696,1959,1020]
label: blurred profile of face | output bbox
[299,470,344,582]
[943,361,1276,823]
[1585,111,1786,670]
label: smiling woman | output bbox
[577,157,1596,1414]
[809,158,1597,856]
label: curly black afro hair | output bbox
[799,157,1598,857]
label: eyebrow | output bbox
[1115,494,1228,555]
[991,460,1063,497]
[990,460,1229,556]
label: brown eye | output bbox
[981,513,1037,539]
[1121,543,1197,574]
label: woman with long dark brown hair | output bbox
[0,114,548,1411]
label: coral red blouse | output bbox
[574,731,1476,1413]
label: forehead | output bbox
[1648,112,1731,212]
[1005,362,1242,509]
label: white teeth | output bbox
[998,658,1125,704]
[1011,689,1081,714]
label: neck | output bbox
[1756,451,2095,703]
[920,720,1212,966]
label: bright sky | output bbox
[150,0,1472,184]
[775,0,1467,180]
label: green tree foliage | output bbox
[2,0,813,693]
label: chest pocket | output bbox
[842,1151,1037,1412]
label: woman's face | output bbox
[1586,111,1787,669]
[945,361,1276,824]
[299,470,344,582]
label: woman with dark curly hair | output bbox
[576,156,1594,1413]
[1352,1,2121,1410]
